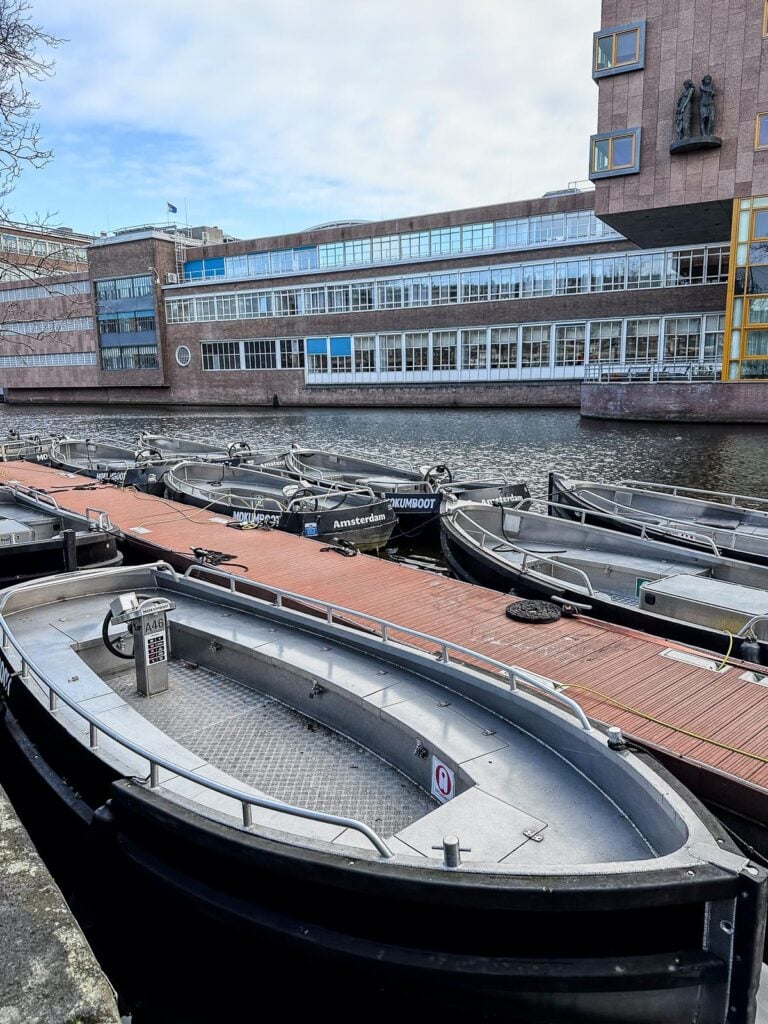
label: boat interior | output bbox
[52,439,162,470]
[167,461,380,512]
[0,563,718,872]
[0,488,94,543]
[449,502,768,634]
[286,449,432,488]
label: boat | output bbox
[281,447,529,537]
[0,483,122,582]
[0,430,56,462]
[0,559,764,1022]
[440,497,768,663]
[137,431,263,463]
[46,437,169,494]
[162,460,397,550]
[549,471,768,566]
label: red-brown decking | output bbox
[7,461,768,808]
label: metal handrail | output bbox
[0,571,393,858]
[618,479,768,511]
[183,563,592,731]
[526,494,724,559]
[736,615,768,639]
[9,482,60,510]
[453,506,596,596]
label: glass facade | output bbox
[724,196,768,380]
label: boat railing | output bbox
[618,479,768,512]
[452,506,597,596]
[183,563,593,732]
[10,482,61,510]
[736,615,768,639]
[524,495,724,559]
[0,571,394,859]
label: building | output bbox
[6,0,768,418]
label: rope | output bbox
[715,630,734,671]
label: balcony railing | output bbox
[583,361,721,384]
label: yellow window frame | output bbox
[756,113,768,150]
[593,28,640,73]
[764,0,768,37]
[591,133,636,173]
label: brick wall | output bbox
[581,379,768,421]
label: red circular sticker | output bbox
[434,763,453,798]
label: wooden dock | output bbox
[6,460,768,830]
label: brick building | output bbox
[8,0,768,412]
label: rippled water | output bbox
[4,403,768,500]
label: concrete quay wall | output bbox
[0,783,121,1024]
[581,381,768,423]
[4,379,581,409]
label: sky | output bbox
[9,0,602,241]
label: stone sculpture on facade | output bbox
[670,73,721,153]
[699,74,715,137]
[674,80,695,140]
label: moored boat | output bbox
[137,431,265,463]
[47,437,169,493]
[549,471,768,565]
[162,460,397,549]
[0,483,122,582]
[0,560,764,1022]
[282,447,528,537]
[440,497,768,663]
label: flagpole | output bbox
[184,199,188,230]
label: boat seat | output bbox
[695,514,741,530]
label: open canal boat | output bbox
[440,498,768,663]
[549,471,768,566]
[162,459,397,549]
[45,437,169,493]
[1,560,764,1022]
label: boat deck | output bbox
[6,461,768,806]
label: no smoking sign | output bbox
[431,756,455,803]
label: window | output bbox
[432,331,457,370]
[329,336,352,372]
[351,282,375,311]
[244,340,277,369]
[100,345,158,371]
[175,345,191,367]
[756,113,768,150]
[764,0,768,36]
[377,280,403,309]
[379,334,403,371]
[354,335,376,372]
[461,329,487,370]
[279,338,305,369]
[593,22,645,78]
[625,318,660,362]
[521,325,550,368]
[460,271,489,303]
[590,256,626,291]
[490,327,517,369]
[588,320,622,363]
[521,263,553,298]
[201,341,241,371]
[555,260,589,295]
[627,252,664,289]
[404,332,429,371]
[430,273,458,304]
[327,285,350,313]
[555,324,585,366]
[663,316,701,362]
[703,314,725,362]
[403,276,430,307]
[590,129,641,178]
[490,267,520,300]
[302,287,326,315]
[273,289,300,316]
[306,338,328,372]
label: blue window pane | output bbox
[329,336,351,357]
[592,139,610,172]
[615,30,638,64]
[754,212,768,240]
[306,338,327,355]
[596,35,613,70]
[611,136,634,167]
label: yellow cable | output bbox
[563,681,768,766]
[715,630,734,671]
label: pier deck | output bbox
[6,460,768,822]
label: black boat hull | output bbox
[1,681,764,1024]
[0,532,122,585]
[163,486,396,551]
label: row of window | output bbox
[194,314,723,377]
[182,211,621,282]
[0,351,97,368]
[166,244,728,325]
[0,316,93,336]
[97,310,156,335]
[95,275,154,302]
[0,280,90,304]
[0,232,88,262]
[200,338,305,371]
[100,344,159,371]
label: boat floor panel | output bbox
[109,660,436,837]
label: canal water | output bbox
[4,403,768,498]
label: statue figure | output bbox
[674,80,695,140]
[699,74,715,137]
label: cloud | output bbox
[22,0,601,235]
